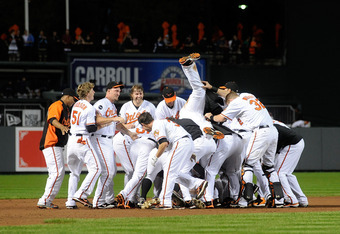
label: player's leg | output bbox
[261,127,284,207]
[65,140,83,208]
[73,138,102,202]
[92,137,116,208]
[38,146,65,207]
[121,139,155,206]
[113,133,135,186]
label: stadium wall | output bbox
[0,127,339,173]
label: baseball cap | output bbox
[62,88,79,101]
[106,81,124,90]
[219,81,239,92]
[162,86,176,103]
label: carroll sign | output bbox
[70,57,206,98]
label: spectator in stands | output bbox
[1,80,16,99]
[16,76,32,99]
[8,30,21,61]
[101,35,112,52]
[181,35,195,53]
[62,29,72,52]
[84,34,94,52]
[48,31,62,61]
[0,33,8,61]
[22,30,35,61]
[153,36,165,53]
[229,35,241,64]
[37,30,48,61]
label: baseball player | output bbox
[203,81,284,208]
[37,88,78,209]
[155,86,186,120]
[91,81,138,209]
[113,84,156,189]
[65,82,123,209]
[138,112,208,210]
[274,120,308,207]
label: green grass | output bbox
[0,172,339,199]
[0,172,340,232]
[1,212,340,233]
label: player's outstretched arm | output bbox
[116,123,138,140]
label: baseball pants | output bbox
[113,133,137,186]
[38,146,65,206]
[204,134,243,202]
[275,139,308,204]
[92,136,117,207]
[120,138,156,203]
[66,135,101,207]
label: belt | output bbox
[259,125,269,129]
[91,134,113,139]
[69,133,85,137]
[235,129,248,133]
[148,138,157,144]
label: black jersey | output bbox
[274,123,303,153]
[172,118,203,141]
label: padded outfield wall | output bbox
[0,127,339,173]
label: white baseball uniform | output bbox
[220,93,280,202]
[152,119,205,207]
[91,97,119,208]
[66,99,101,207]
[179,62,217,201]
[113,100,156,186]
[155,97,186,120]
[274,120,308,206]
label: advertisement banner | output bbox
[15,127,123,172]
[70,57,206,99]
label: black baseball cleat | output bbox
[72,197,93,208]
[179,53,201,66]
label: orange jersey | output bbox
[39,100,70,150]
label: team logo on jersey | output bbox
[150,66,191,95]
[153,129,159,138]
[98,105,103,110]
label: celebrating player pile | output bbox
[37,53,308,210]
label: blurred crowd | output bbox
[0,22,283,65]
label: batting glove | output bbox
[151,154,158,167]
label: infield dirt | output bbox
[1,197,340,226]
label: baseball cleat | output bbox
[204,200,214,209]
[95,203,115,209]
[66,205,78,209]
[283,202,299,208]
[252,197,266,207]
[116,193,126,209]
[179,53,201,66]
[299,202,309,207]
[37,203,59,209]
[72,197,93,208]
[196,181,208,199]
[203,127,224,139]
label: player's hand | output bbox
[150,154,158,167]
[201,81,212,90]
[205,112,213,121]
[60,126,69,135]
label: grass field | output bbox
[0,172,340,233]
[1,172,340,199]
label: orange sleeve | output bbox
[47,101,63,124]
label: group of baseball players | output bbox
[37,53,308,210]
